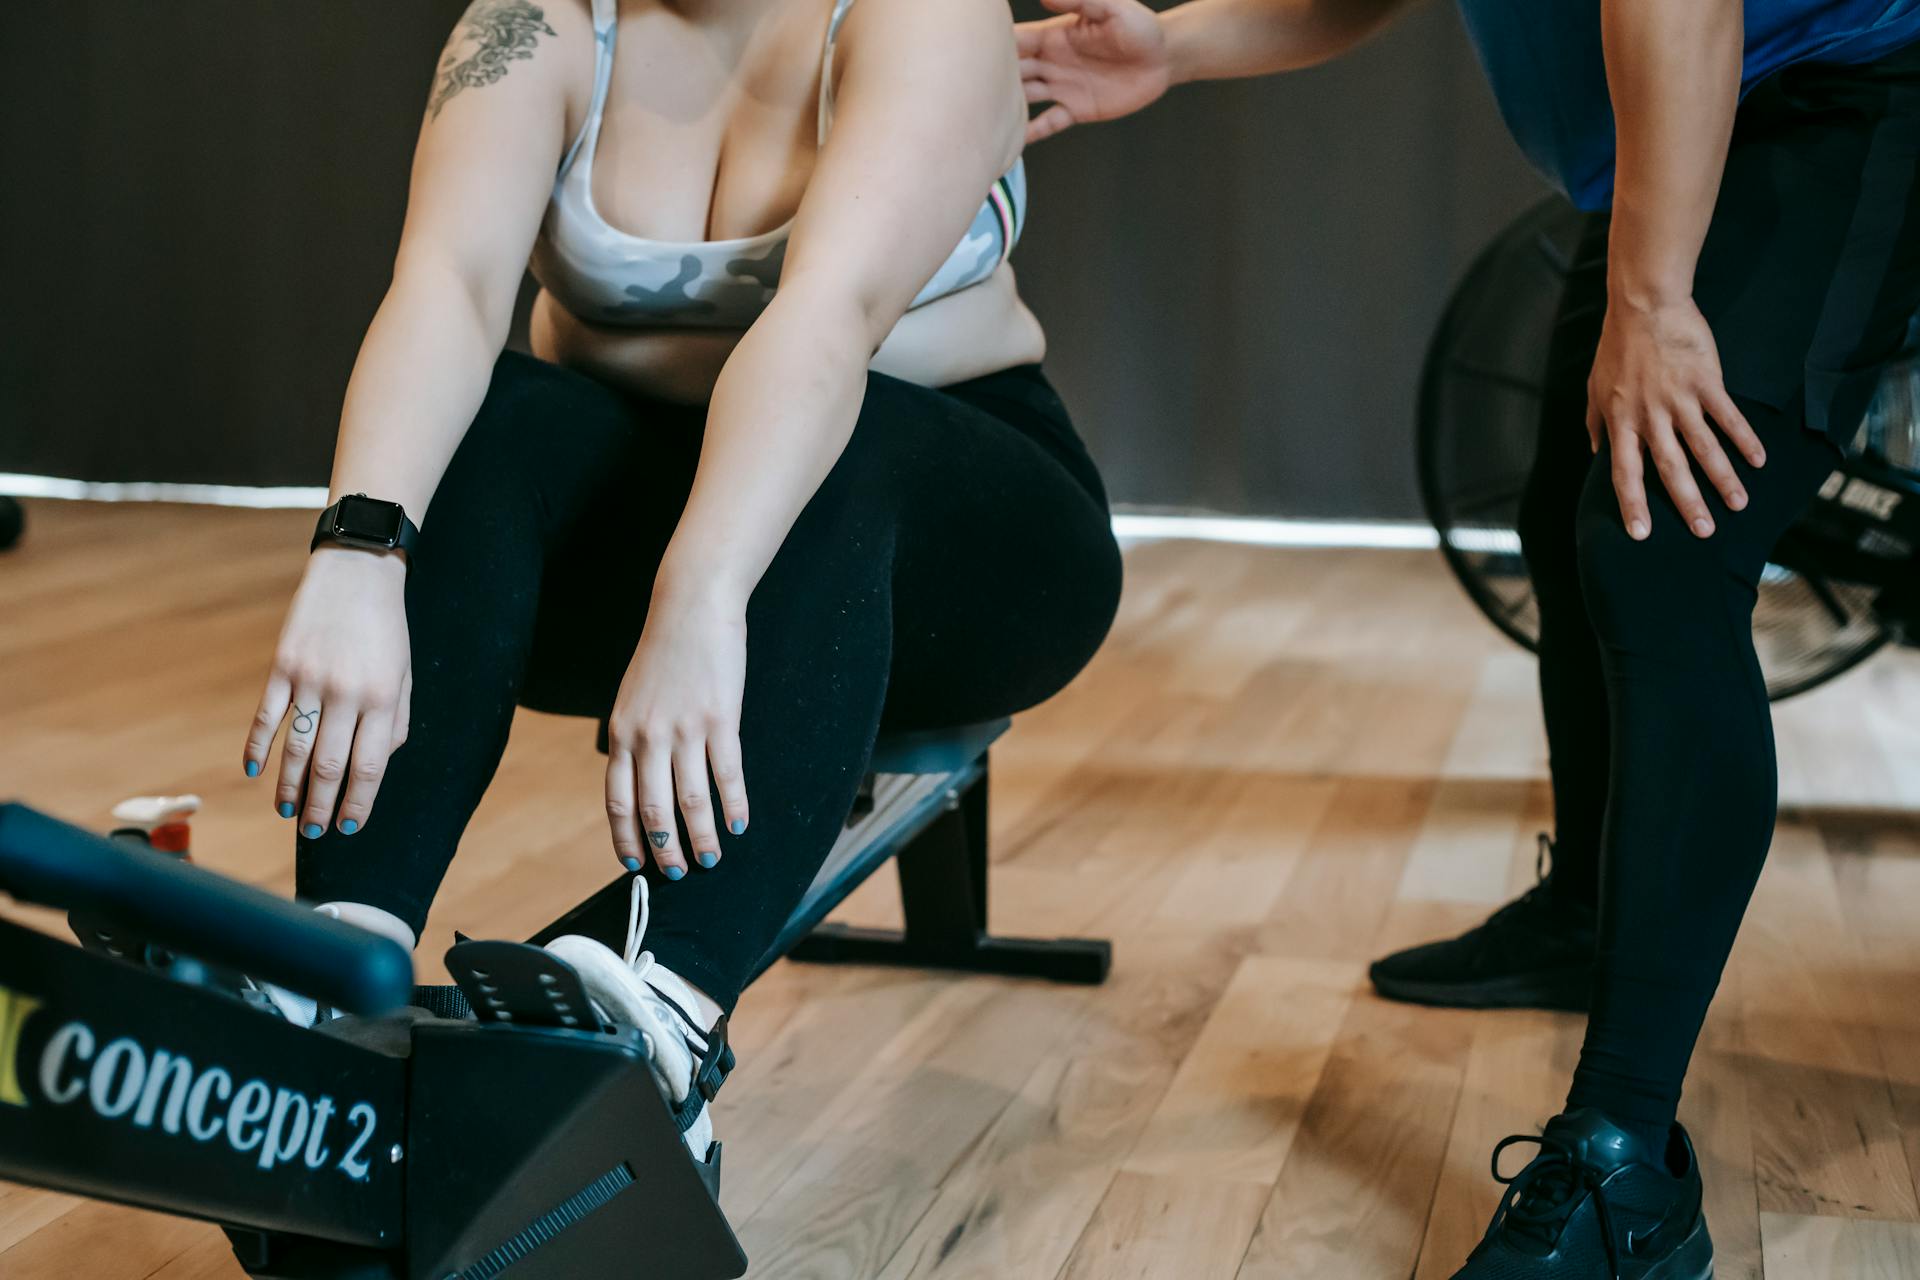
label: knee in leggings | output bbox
[1572,478,1724,663]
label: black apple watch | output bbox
[311,494,420,561]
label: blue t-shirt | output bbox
[1456,1,1920,209]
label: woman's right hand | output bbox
[244,548,413,838]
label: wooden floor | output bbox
[5,498,1920,1279]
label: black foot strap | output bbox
[674,1013,736,1134]
[411,983,476,1021]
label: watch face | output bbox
[334,495,404,546]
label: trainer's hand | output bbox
[603,587,749,880]
[1586,297,1765,541]
[1017,0,1171,144]
[244,548,413,837]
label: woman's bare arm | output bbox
[243,0,581,836]
[596,0,1029,873]
[653,0,1026,609]
[325,0,582,520]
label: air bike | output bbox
[0,720,1110,1278]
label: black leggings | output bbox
[296,353,1123,1010]
[1521,46,1920,1132]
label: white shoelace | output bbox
[622,872,656,972]
[617,875,708,1058]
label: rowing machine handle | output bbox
[0,803,412,1016]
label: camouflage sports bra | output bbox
[529,0,1027,329]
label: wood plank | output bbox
[1759,1211,1920,1278]
[1237,994,1471,1280]
[1412,1010,1584,1280]
[1121,956,1359,1184]
[876,1055,1171,1280]
[1055,1172,1269,1280]
[1738,819,1919,1221]
[0,1199,212,1280]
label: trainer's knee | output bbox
[1572,475,1717,658]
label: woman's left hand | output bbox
[603,588,751,878]
[1586,295,1767,542]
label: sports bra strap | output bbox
[818,0,857,143]
[558,0,621,180]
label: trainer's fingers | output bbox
[1024,75,1056,105]
[638,740,687,881]
[1645,413,1714,537]
[604,745,645,873]
[334,712,392,836]
[1676,405,1747,512]
[245,671,291,779]
[275,689,323,821]
[1035,0,1089,16]
[1609,425,1652,541]
[1585,398,1604,455]
[1027,103,1077,145]
[1015,25,1068,57]
[708,733,749,845]
[1706,386,1766,468]
[300,702,361,839]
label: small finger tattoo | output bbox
[291,706,318,735]
[648,831,670,850]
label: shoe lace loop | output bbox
[622,873,657,981]
[1486,1133,1623,1280]
[1482,835,1559,931]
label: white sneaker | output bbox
[249,902,417,1028]
[545,875,719,1162]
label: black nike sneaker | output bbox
[1368,836,1597,1011]
[1452,1109,1712,1279]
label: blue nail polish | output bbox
[340,819,359,835]
[245,760,260,778]
[301,823,323,839]
[278,802,295,819]
[698,852,718,868]
[622,857,642,873]
[664,865,685,881]
[730,819,746,835]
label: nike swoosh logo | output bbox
[1626,1202,1694,1259]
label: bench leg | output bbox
[786,763,1111,984]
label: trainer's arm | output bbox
[1163,0,1412,81]
[1586,0,1766,542]
[1017,0,1413,142]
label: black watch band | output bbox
[311,494,420,561]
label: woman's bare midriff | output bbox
[529,262,1048,405]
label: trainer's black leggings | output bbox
[1520,45,1920,1132]
[296,353,1122,1011]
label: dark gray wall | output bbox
[0,0,1545,518]
[0,1,468,490]
[1012,0,1547,517]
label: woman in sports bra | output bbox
[237,0,1121,1165]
